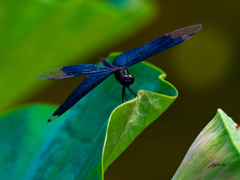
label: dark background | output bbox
[11,0,240,179]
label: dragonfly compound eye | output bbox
[121,74,134,86]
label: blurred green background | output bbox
[1,0,240,179]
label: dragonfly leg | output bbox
[122,86,125,102]
[127,86,137,97]
[122,86,131,102]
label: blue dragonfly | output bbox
[38,24,202,122]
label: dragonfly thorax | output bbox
[114,69,134,87]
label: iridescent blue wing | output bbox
[48,71,113,122]
[112,24,202,67]
[37,64,118,80]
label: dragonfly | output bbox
[38,24,202,122]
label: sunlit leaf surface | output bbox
[173,109,240,180]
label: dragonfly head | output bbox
[120,74,134,87]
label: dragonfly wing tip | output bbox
[169,24,202,40]
[48,115,59,122]
[36,73,44,79]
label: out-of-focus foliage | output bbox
[0,105,59,180]
[173,109,240,180]
[0,54,177,180]
[0,0,156,111]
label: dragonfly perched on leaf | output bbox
[38,24,202,122]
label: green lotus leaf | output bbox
[0,54,177,180]
[0,105,60,179]
[0,0,156,111]
[173,109,240,180]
